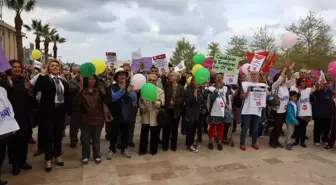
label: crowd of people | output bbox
[0,58,335,185]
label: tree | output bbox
[208,42,221,57]
[40,25,57,63]
[23,19,43,50]
[5,0,36,62]
[286,11,336,70]
[225,36,249,65]
[52,34,66,59]
[250,26,277,52]
[170,38,197,70]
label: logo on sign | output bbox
[220,102,224,108]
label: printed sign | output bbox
[33,60,41,69]
[174,60,185,72]
[250,54,266,71]
[131,57,152,72]
[106,52,117,65]
[249,86,267,108]
[223,70,239,85]
[153,54,169,73]
[212,54,240,74]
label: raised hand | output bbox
[7,76,13,87]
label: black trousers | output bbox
[223,122,231,140]
[295,118,309,144]
[69,114,80,145]
[109,119,129,152]
[41,106,66,161]
[8,128,30,165]
[0,136,9,172]
[162,109,180,150]
[269,111,286,145]
[185,119,199,146]
[139,124,159,154]
[37,124,44,150]
[314,117,332,143]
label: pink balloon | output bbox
[241,63,250,75]
[282,32,298,49]
[328,61,336,77]
[131,74,146,90]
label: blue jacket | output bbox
[285,101,299,125]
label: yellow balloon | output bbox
[92,59,106,75]
[187,76,192,85]
[31,49,42,60]
[192,64,202,75]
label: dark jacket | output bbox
[0,76,33,130]
[68,77,81,112]
[75,88,105,126]
[312,89,333,119]
[33,75,71,118]
[161,76,184,118]
[184,86,203,121]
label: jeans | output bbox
[185,119,198,146]
[313,118,332,143]
[80,125,103,159]
[240,115,260,146]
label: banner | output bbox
[0,46,10,72]
[106,52,117,65]
[153,54,169,73]
[212,54,240,74]
[250,54,266,71]
[131,57,152,72]
[174,60,185,72]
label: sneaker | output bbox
[252,144,259,150]
[82,158,89,165]
[315,143,320,146]
[240,145,246,151]
[194,143,201,149]
[187,145,198,153]
[285,144,292,150]
[217,143,223,151]
[323,146,333,150]
[94,158,101,164]
[208,142,214,150]
[121,150,131,158]
[106,150,115,160]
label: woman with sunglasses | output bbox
[290,77,316,147]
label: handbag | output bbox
[220,95,233,123]
[156,108,168,127]
[267,87,280,107]
[103,104,113,122]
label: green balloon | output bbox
[192,53,206,64]
[80,62,96,77]
[140,83,158,101]
[194,67,210,84]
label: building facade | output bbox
[0,20,26,60]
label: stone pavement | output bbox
[1,121,336,185]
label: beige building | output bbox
[0,20,26,60]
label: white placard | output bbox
[0,87,20,136]
[248,86,267,108]
[153,54,169,73]
[250,54,266,71]
[34,60,41,69]
[223,70,238,85]
[174,60,185,72]
[106,52,117,65]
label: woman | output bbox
[138,74,165,155]
[161,71,184,151]
[269,64,295,148]
[75,75,105,165]
[106,68,136,159]
[324,86,336,150]
[290,77,316,148]
[184,77,203,152]
[232,73,247,128]
[240,70,268,151]
[206,73,227,151]
[0,60,33,175]
[33,59,71,172]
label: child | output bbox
[285,91,300,150]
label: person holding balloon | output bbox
[106,68,136,159]
[33,59,71,172]
[161,71,185,151]
[138,74,165,155]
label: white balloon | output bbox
[282,32,298,49]
[131,74,146,90]
[241,63,250,75]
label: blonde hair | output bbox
[170,71,180,80]
[46,59,62,76]
[147,74,158,81]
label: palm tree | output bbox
[51,34,66,59]
[23,19,42,50]
[5,0,36,62]
[40,25,57,63]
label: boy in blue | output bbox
[285,91,300,150]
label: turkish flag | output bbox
[262,53,276,73]
[246,52,269,62]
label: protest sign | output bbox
[223,70,238,85]
[106,52,117,65]
[250,54,266,71]
[249,85,267,108]
[131,57,152,72]
[174,60,185,72]
[153,54,169,73]
[212,54,240,74]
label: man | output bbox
[68,65,81,148]
[150,66,163,89]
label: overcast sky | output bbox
[2,0,336,64]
